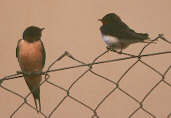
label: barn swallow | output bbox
[99,13,151,53]
[16,26,46,112]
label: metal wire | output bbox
[0,34,171,118]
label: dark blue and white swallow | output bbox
[99,13,151,53]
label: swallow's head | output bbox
[98,13,121,25]
[23,26,45,42]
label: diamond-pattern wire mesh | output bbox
[0,34,171,118]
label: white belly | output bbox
[101,35,124,49]
[102,35,119,46]
[101,35,133,49]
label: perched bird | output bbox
[99,13,151,53]
[16,26,46,112]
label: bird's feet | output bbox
[117,50,122,54]
[16,71,23,74]
[113,50,122,54]
[106,46,112,51]
[106,46,123,54]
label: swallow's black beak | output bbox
[41,28,45,31]
[98,19,102,22]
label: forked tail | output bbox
[25,78,41,112]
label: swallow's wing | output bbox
[115,20,149,39]
[16,39,22,59]
[100,24,149,40]
[117,28,149,40]
[40,40,46,67]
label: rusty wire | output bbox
[0,34,171,118]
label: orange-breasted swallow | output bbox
[16,26,46,112]
[99,13,151,53]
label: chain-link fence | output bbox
[0,34,171,118]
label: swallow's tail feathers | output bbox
[32,86,41,112]
[137,33,158,44]
[137,33,149,39]
[24,78,41,112]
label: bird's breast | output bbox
[101,35,133,49]
[18,40,43,72]
[101,35,122,48]
[102,35,119,45]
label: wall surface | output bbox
[0,0,171,118]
